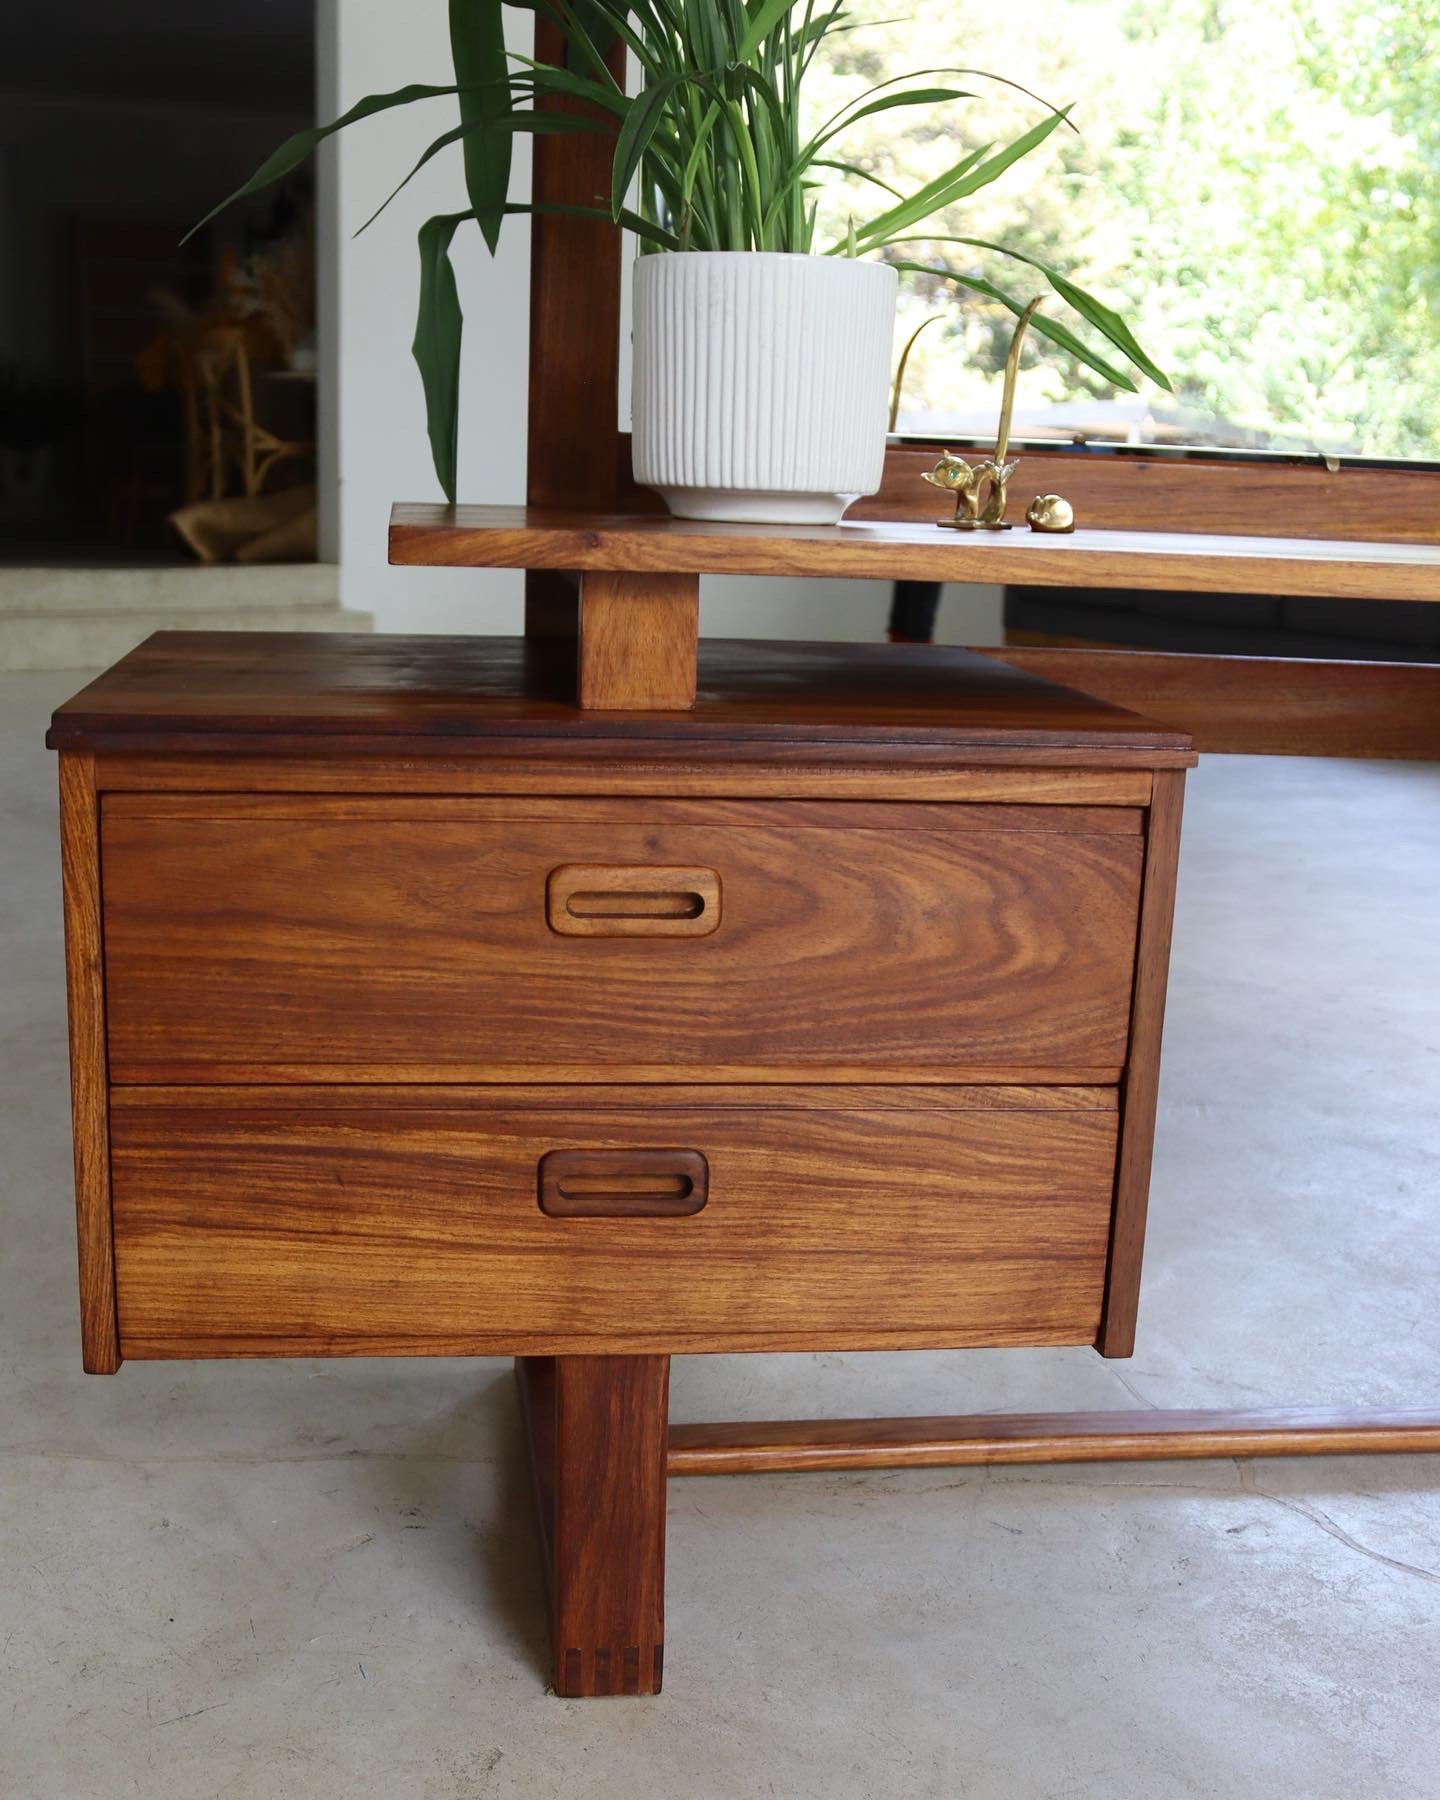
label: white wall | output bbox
[702,575,1002,645]
[322,0,1003,646]
[323,0,528,631]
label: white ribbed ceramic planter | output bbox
[631,252,898,524]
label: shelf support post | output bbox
[578,571,700,710]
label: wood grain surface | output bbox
[57,753,121,1373]
[666,1408,1440,1473]
[553,1356,669,1698]
[985,648,1440,760]
[110,1083,1120,1112]
[525,24,624,518]
[108,1089,1119,1355]
[92,754,1156,805]
[527,1355,670,1698]
[578,571,699,710]
[47,632,1192,763]
[389,503,1440,602]
[103,794,1143,832]
[99,798,1143,1081]
[851,443,1440,545]
[610,434,1440,547]
[522,19,626,646]
[1097,769,1186,1356]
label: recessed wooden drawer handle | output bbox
[546,864,721,937]
[539,1150,709,1218]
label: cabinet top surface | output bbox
[390,503,1440,602]
[47,631,1193,761]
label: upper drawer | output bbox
[100,796,1144,1082]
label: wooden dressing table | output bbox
[47,32,1440,1688]
[50,497,1440,1694]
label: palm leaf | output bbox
[833,144,991,248]
[855,108,1072,246]
[357,113,612,237]
[814,86,974,149]
[612,74,689,218]
[184,83,467,242]
[736,0,801,62]
[412,212,469,501]
[888,235,1170,389]
[889,260,1138,391]
[506,54,630,110]
[807,158,904,202]
[449,0,511,252]
[504,201,682,251]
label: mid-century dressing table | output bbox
[49,499,1440,1696]
[47,56,1440,1693]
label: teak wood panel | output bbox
[57,753,121,1374]
[389,504,1440,604]
[100,798,1144,1082]
[48,633,1193,765]
[523,18,627,643]
[525,24,624,518]
[578,571,699,710]
[108,1089,1118,1356]
[984,648,1440,762]
[852,443,1440,546]
[605,433,1440,548]
[93,755,1156,806]
[1097,768,1185,1356]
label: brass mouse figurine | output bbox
[1026,493,1076,534]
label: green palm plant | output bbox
[198,0,1168,500]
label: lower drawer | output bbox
[109,1086,1120,1356]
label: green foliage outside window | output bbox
[827,0,1439,457]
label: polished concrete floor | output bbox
[3,668,1438,1799]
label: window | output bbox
[813,0,1439,464]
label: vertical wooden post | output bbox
[1097,768,1187,1356]
[578,571,700,709]
[517,1355,670,1697]
[524,21,627,640]
[58,753,121,1374]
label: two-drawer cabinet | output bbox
[50,634,1195,1374]
[98,790,1142,1357]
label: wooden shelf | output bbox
[390,504,1440,603]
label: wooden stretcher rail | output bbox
[666,1408,1440,1474]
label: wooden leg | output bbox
[578,571,699,710]
[517,1354,670,1697]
